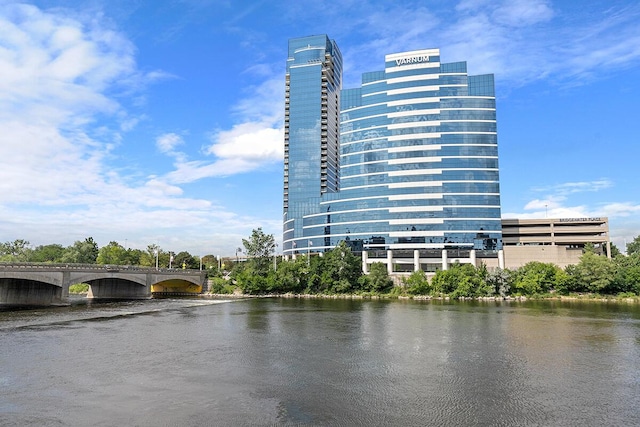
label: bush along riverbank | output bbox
[208,242,640,301]
[205,291,640,303]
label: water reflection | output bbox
[1,298,640,426]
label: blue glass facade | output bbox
[283,35,342,253]
[284,44,502,255]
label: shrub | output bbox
[208,277,233,294]
[512,262,563,295]
[564,252,616,294]
[360,262,394,293]
[486,268,512,297]
[404,270,432,295]
[69,283,89,294]
[431,263,480,296]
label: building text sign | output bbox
[396,55,430,66]
[558,217,603,222]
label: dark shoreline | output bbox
[202,293,640,303]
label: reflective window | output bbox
[286,43,502,253]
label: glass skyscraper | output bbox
[283,35,342,254]
[284,39,502,259]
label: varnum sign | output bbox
[395,55,430,66]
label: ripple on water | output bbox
[2,299,640,426]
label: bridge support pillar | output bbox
[62,270,71,301]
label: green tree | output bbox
[173,251,198,269]
[233,228,277,293]
[627,235,640,256]
[139,245,159,267]
[138,244,174,268]
[404,270,433,295]
[513,261,564,295]
[97,241,127,265]
[607,242,622,258]
[157,250,172,268]
[431,263,482,296]
[318,241,363,294]
[30,244,65,263]
[234,266,268,294]
[612,254,640,295]
[208,277,234,294]
[242,228,276,275]
[123,248,143,266]
[60,238,99,264]
[359,262,394,293]
[565,251,615,294]
[485,268,512,297]
[201,255,219,271]
[267,256,307,294]
[0,239,31,262]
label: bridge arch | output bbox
[0,271,63,287]
[148,274,203,287]
[70,272,148,287]
[151,278,203,294]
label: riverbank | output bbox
[203,292,640,303]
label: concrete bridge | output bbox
[0,263,207,307]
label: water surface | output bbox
[1,298,639,426]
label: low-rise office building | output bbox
[501,217,610,268]
[361,217,610,274]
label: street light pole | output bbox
[154,249,158,270]
[273,243,278,271]
[236,247,242,265]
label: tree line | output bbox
[0,238,220,271]
[4,231,640,298]
[222,230,640,298]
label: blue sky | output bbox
[0,0,639,257]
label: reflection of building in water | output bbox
[283,35,503,273]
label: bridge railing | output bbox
[0,262,204,274]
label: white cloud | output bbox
[599,202,640,218]
[208,123,282,161]
[232,76,283,122]
[490,0,554,27]
[0,3,276,255]
[532,179,613,196]
[318,0,640,88]
[0,3,134,204]
[156,132,185,154]
[156,75,284,184]
[504,180,639,225]
[522,197,564,211]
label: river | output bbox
[1,297,639,426]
